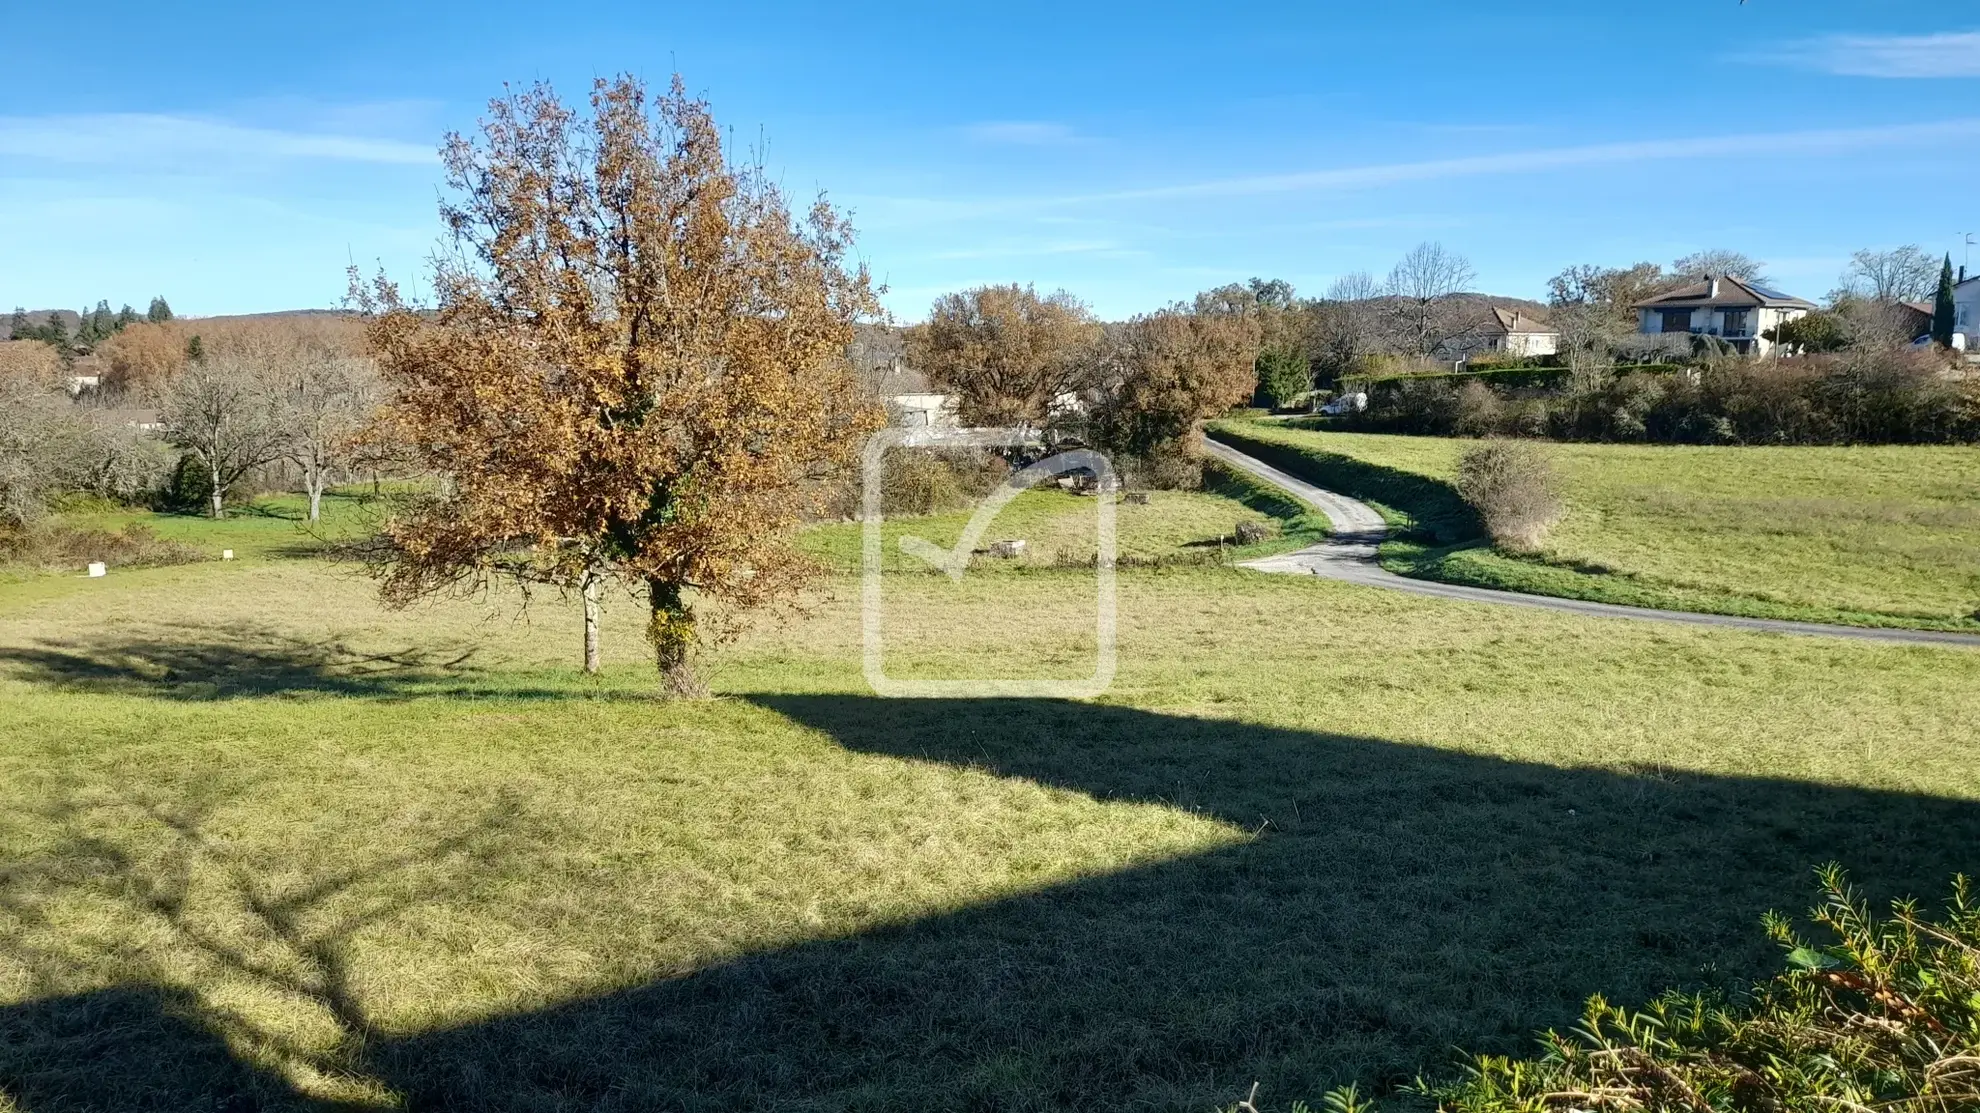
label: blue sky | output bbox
[1,1,1971,321]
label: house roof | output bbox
[1484,306,1556,335]
[1632,275,1819,311]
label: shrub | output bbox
[1118,448,1203,491]
[818,446,1007,520]
[1454,440,1562,551]
[163,452,215,513]
[1257,345,1313,410]
[1453,380,1503,437]
[1273,868,1980,1113]
[0,521,206,573]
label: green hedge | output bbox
[1341,363,1688,395]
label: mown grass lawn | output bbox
[803,477,1326,575]
[1213,420,1980,632]
[3,498,1978,1112]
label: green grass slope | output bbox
[1,539,1977,1109]
[1210,420,1980,633]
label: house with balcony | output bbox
[1632,275,1818,356]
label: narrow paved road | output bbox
[1202,436,1980,650]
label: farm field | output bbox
[1212,420,1980,632]
[3,510,1979,1110]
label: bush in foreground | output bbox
[1454,441,1561,551]
[1253,868,1980,1113]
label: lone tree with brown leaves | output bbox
[355,75,881,694]
[906,284,1102,430]
[1089,296,1260,470]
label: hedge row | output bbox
[1342,363,1687,395]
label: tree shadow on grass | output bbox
[0,624,482,701]
[364,697,1980,1112]
[3,695,1977,1110]
[0,625,656,703]
[0,782,550,1112]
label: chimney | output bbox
[1707,276,1721,298]
[1513,311,1522,329]
[1963,266,1969,284]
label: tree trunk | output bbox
[582,571,602,676]
[208,460,225,519]
[645,577,704,697]
[307,472,324,523]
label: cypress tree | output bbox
[116,303,138,327]
[1932,255,1957,348]
[7,307,26,339]
[147,295,173,323]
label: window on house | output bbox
[1661,309,1693,333]
[1722,310,1750,336]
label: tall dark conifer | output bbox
[1931,255,1957,348]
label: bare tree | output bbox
[0,380,93,528]
[1385,242,1477,355]
[162,355,285,519]
[1308,271,1386,384]
[1672,250,1768,284]
[267,350,379,521]
[1838,246,1940,304]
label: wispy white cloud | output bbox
[929,239,1131,260]
[0,112,436,167]
[1745,31,1980,79]
[1078,120,1980,202]
[856,118,1980,223]
[963,121,1087,146]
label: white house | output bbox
[887,391,959,428]
[1956,271,1979,351]
[1632,275,1818,357]
[1470,307,1559,357]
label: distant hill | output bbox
[1,307,354,341]
[1,309,81,341]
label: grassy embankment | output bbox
[1210,418,1980,633]
[2,478,1977,1111]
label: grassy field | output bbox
[804,471,1328,574]
[2,482,1978,1112]
[1212,420,1980,632]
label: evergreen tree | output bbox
[90,299,114,340]
[1932,255,1958,348]
[146,296,173,323]
[116,303,138,327]
[7,307,26,339]
[42,313,68,347]
[184,334,204,362]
